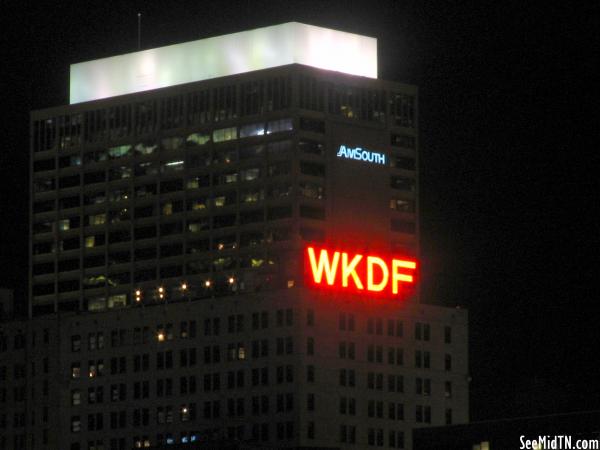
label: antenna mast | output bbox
[137,13,142,49]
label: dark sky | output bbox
[1,1,596,420]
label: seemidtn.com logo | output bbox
[520,435,600,449]
[337,145,386,165]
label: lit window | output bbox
[134,142,158,156]
[213,127,238,143]
[71,416,81,432]
[241,167,260,181]
[266,118,293,134]
[390,198,415,212]
[214,196,226,207]
[58,219,70,231]
[180,405,190,422]
[162,160,184,172]
[108,145,131,159]
[71,362,81,379]
[88,213,106,226]
[189,199,207,210]
[71,390,81,405]
[107,294,127,309]
[186,133,211,146]
[240,123,265,138]
[161,137,184,151]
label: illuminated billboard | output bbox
[337,144,386,165]
[70,22,377,104]
[305,246,417,297]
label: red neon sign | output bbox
[305,246,417,296]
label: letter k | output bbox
[342,253,364,289]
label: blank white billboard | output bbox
[70,22,377,104]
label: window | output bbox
[300,117,325,133]
[307,393,315,411]
[445,381,453,398]
[388,347,404,365]
[391,219,416,234]
[367,400,384,418]
[367,372,384,390]
[88,386,104,404]
[339,341,355,360]
[389,430,405,448]
[415,350,431,369]
[415,323,431,341]
[71,416,81,433]
[390,175,415,192]
[339,369,356,387]
[186,132,210,146]
[445,408,453,425]
[71,362,81,379]
[339,397,356,415]
[266,118,293,134]
[388,402,404,421]
[87,213,106,226]
[445,326,452,344]
[307,337,314,356]
[367,427,384,447]
[307,365,315,383]
[390,198,415,212]
[71,390,81,406]
[415,405,431,424]
[299,139,324,156]
[391,133,415,149]
[71,335,81,352]
[213,127,237,143]
[445,353,452,371]
[300,161,325,177]
[240,122,265,137]
[387,319,403,336]
[416,377,431,396]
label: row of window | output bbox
[33,79,293,151]
[34,74,415,157]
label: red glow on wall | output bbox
[305,246,417,297]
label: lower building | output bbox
[1,288,467,450]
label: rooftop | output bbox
[69,22,377,104]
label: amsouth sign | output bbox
[336,145,386,165]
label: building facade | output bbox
[2,22,468,450]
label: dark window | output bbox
[391,219,416,234]
[267,205,292,221]
[300,161,325,177]
[59,175,80,189]
[160,179,183,193]
[34,158,56,172]
[84,171,105,185]
[300,205,325,220]
[391,133,416,149]
[299,118,325,133]
[390,175,415,191]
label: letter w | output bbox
[307,247,340,285]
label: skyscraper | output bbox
[16,22,468,449]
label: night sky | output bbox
[1,1,596,420]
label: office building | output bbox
[4,22,468,449]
